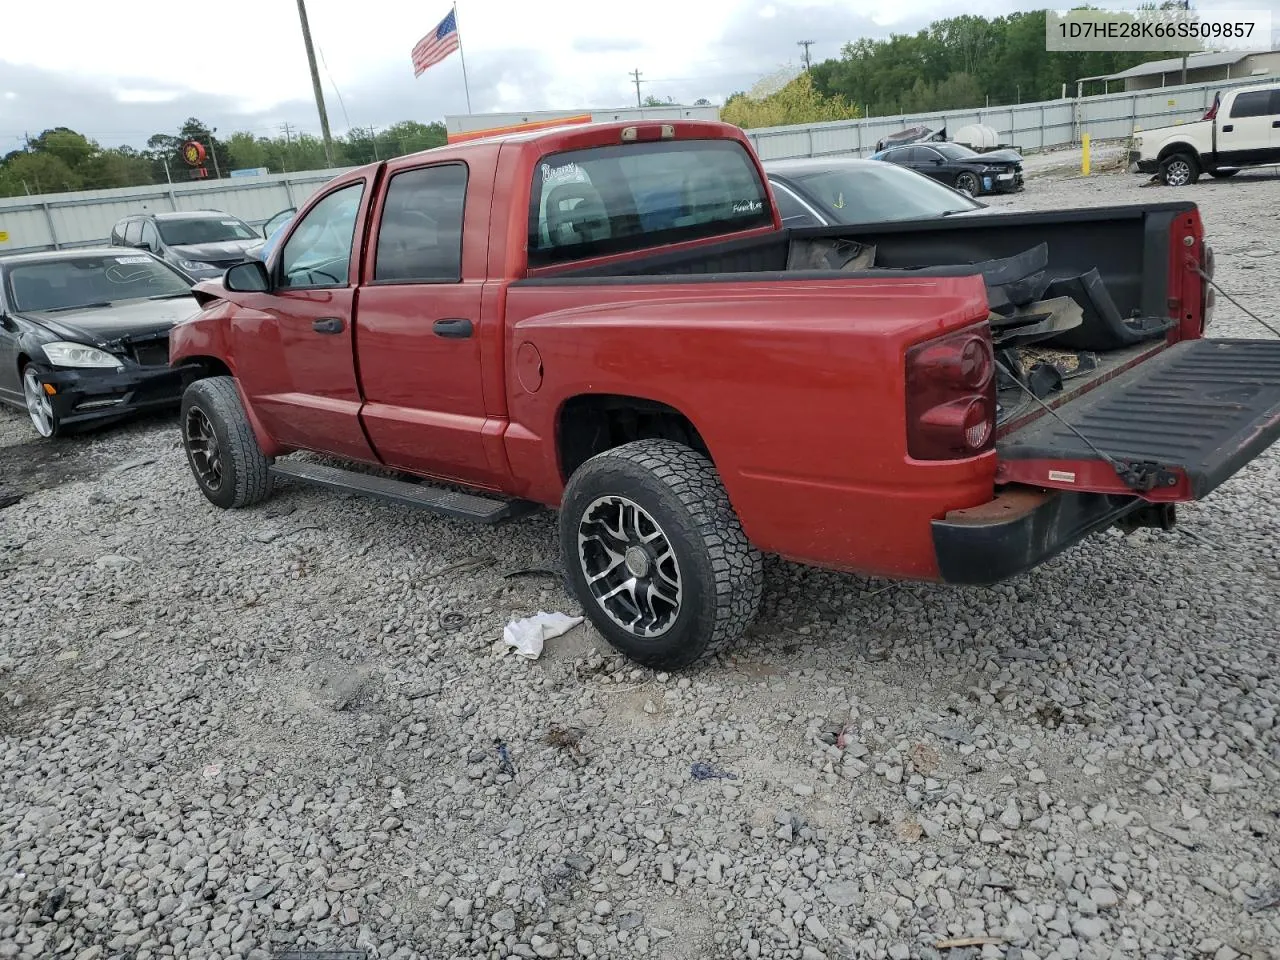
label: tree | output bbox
[721,72,858,129]
[642,95,674,106]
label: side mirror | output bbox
[224,260,271,293]
[132,240,152,250]
[0,314,17,333]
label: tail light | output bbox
[905,324,997,460]
[1201,242,1215,331]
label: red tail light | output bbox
[905,324,997,460]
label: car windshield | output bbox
[792,163,983,223]
[6,255,192,312]
[934,143,980,160]
[157,216,257,245]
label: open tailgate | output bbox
[997,338,1280,501]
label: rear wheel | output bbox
[954,171,980,195]
[559,439,763,670]
[21,362,59,440]
[180,376,273,509]
[1160,152,1200,186]
[1208,168,1239,179]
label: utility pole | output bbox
[295,0,335,167]
[1180,0,1190,86]
[207,127,221,179]
[797,40,814,71]
[279,122,295,146]
[631,69,643,106]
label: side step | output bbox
[269,460,538,524]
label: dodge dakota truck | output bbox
[169,119,1280,670]
[1130,82,1280,185]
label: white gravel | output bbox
[2,164,1279,960]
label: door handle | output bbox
[1222,124,1233,132]
[433,318,473,339]
[312,317,344,334]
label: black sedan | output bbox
[870,141,1024,196]
[0,248,203,439]
[763,156,990,228]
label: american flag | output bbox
[412,9,461,77]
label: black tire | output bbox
[180,376,273,509]
[954,171,980,195]
[20,361,60,440]
[1159,152,1200,186]
[1208,168,1239,179]
[559,439,764,670]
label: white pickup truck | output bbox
[1129,82,1280,185]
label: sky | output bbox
[1,0,1275,152]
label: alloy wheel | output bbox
[22,368,54,438]
[577,495,683,639]
[1164,159,1192,186]
[185,405,223,491]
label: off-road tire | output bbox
[559,439,763,670]
[1160,152,1200,186]
[180,376,273,509]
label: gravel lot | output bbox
[2,164,1279,960]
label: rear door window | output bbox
[373,163,467,283]
[527,138,771,268]
[1229,90,1273,118]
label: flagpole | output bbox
[453,1,473,114]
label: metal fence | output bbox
[0,167,356,255]
[742,74,1275,160]
[1,74,1275,254]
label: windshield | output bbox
[157,217,257,246]
[793,164,983,223]
[934,143,980,160]
[6,255,193,312]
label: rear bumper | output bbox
[932,486,1144,585]
[40,363,201,427]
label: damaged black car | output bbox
[873,141,1025,196]
[0,248,203,439]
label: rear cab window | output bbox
[526,139,772,269]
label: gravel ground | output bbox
[2,165,1279,960]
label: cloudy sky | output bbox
[0,0,1274,151]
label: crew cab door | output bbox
[231,176,378,463]
[354,155,507,489]
[1218,88,1278,165]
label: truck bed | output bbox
[536,201,1197,326]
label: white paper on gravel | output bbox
[503,611,585,659]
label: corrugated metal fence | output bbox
[0,167,355,255]
[1,74,1273,254]
[742,74,1273,160]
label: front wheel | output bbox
[954,172,980,196]
[22,363,59,439]
[180,376,273,509]
[559,439,764,670]
[1160,152,1200,186]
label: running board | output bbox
[269,460,538,524]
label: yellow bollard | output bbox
[1082,134,1091,176]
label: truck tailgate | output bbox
[996,339,1280,501]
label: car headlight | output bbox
[43,342,125,370]
[178,259,218,272]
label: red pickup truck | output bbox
[170,119,1280,670]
